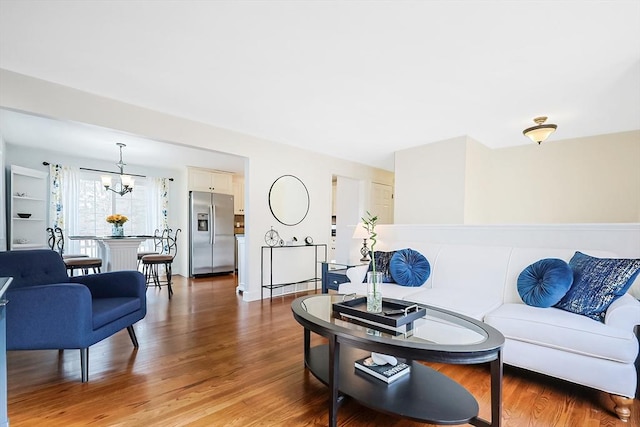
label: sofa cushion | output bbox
[517,258,573,308]
[364,250,396,283]
[485,303,639,363]
[339,280,426,300]
[406,288,503,321]
[389,248,430,287]
[555,252,640,322]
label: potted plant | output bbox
[361,211,382,313]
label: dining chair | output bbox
[49,227,103,276]
[141,228,181,299]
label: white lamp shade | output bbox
[524,126,556,143]
[120,174,134,189]
[101,175,112,188]
[352,223,369,239]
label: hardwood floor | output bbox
[6,275,639,426]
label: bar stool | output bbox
[136,229,162,269]
[142,228,180,299]
[50,227,102,276]
[47,227,88,259]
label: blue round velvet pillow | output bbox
[389,249,430,287]
[517,258,573,308]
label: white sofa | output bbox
[338,243,640,422]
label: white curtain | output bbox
[49,163,81,253]
[50,164,169,254]
[140,177,170,251]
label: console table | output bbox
[261,244,327,300]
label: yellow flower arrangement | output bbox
[106,214,128,226]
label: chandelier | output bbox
[101,143,134,196]
[523,116,558,144]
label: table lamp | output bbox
[352,223,370,262]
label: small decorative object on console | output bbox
[354,355,410,383]
[264,227,281,247]
[305,236,313,245]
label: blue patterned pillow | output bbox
[363,251,396,283]
[517,258,573,308]
[554,252,640,321]
[389,249,430,287]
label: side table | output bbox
[320,261,367,293]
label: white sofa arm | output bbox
[346,265,369,285]
[604,294,640,330]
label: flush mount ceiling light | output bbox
[101,143,134,196]
[523,116,558,144]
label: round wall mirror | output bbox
[269,175,310,226]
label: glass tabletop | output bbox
[293,294,504,354]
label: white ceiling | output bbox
[0,1,639,171]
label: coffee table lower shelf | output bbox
[306,344,479,425]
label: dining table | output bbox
[69,235,153,272]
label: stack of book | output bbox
[354,356,410,383]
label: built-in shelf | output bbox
[9,165,48,251]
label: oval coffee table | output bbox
[291,294,505,427]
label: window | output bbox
[78,171,153,235]
[49,164,168,256]
[74,171,158,255]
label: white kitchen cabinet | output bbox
[187,167,233,194]
[9,165,48,250]
[233,175,245,214]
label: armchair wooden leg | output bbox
[611,394,633,422]
[80,348,89,383]
[127,325,139,348]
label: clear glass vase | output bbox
[367,271,383,313]
[112,224,124,237]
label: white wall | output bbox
[0,69,394,301]
[395,130,640,224]
[334,176,361,263]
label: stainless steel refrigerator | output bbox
[189,191,235,276]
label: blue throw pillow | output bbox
[363,251,396,283]
[389,249,430,287]
[554,252,640,322]
[517,258,573,308]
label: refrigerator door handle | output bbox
[210,204,216,245]
[209,205,216,245]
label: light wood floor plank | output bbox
[6,275,639,426]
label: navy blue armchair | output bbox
[0,249,146,382]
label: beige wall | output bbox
[394,136,467,224]
[395,130,640,224]
[463,137,494,224]
[490,131,640,223]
